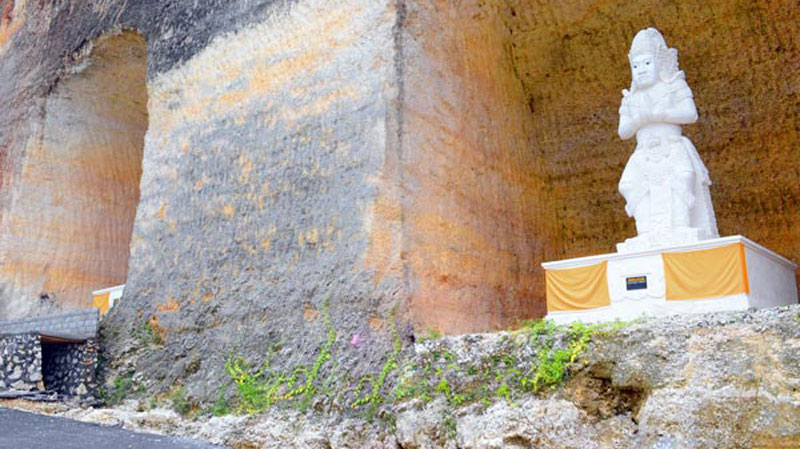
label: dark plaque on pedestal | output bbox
[626,276,647,291]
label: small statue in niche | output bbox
[617,27,718,252]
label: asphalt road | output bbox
[0,407,223,449]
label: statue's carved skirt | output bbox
[619,135,718,250]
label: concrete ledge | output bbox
[543,235,797,270]
[0,309,99,340]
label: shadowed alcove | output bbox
[399,0,800,333]
[1,30,148,311]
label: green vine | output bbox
[223,312,611,421]
[350,307,404,418]
[225,301,338,414]
[302,300,337,406]
[393,319,599,408]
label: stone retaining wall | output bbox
[42,339,98,398]
[0,311,99,400]
[0,333,42,391]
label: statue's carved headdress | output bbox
[628,28,682,90]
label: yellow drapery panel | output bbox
[663,243,749,300]
[93,292,112,315]
[546,261,611,312]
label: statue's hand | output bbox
[629,104,649,127]
[618,94,642,139]
[650,98,671,122]
[620,94,631,110]
[620,98,640,122]
[649,107,664,123]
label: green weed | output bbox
[105,372,134,406]
[169,386,192,416]
[417,328,443,343]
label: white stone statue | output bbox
[617,28,718,252]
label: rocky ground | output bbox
[4,306,800,448]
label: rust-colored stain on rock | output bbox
[156,297,181,313]
[0,0,24,51]
[303,307,320,322]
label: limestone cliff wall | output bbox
[0,0,296,316]
[373,0,800,333]
[0,0,414,400]
[116,0,407,394]
[0,0,798,403]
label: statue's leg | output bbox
[673,170,695,228]
[634,196,651,234]
[672,196,691,228]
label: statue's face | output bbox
[631,54,657,88]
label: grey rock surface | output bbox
[59,306,800,448]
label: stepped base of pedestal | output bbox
[543,236,798,325]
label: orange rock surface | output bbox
[0,31,147,313]
[394,1,550,333]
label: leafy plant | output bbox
[435,378,451,398]
[496,383,511,402]
[132,319,165,347]
[518,321,596,392]
[417,328,443,343]
[225,300,338,414]
[220,308,601,424]
[169,386,192,416]
[350,307,403,418]
[106,372,134,406]
[210,386,230,416]
[225,352,277,414]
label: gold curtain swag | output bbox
[663,243,749,300]
[546,261,611,312]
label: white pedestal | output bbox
[543,236,798,325]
